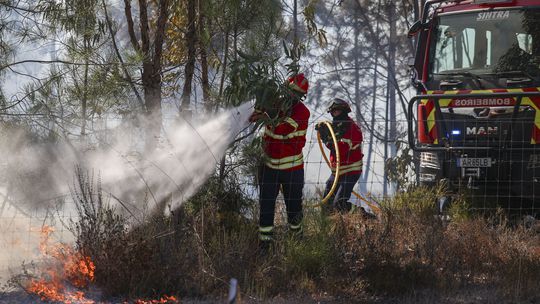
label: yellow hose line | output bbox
[351,190,381,214]
[315,121,381,214]
[316,121,340,207]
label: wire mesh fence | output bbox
[409,92,540,216]
[0,105,538,294]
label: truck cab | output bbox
[408,0,540,214]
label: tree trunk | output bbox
[198,0,211,112]
[354,3,363,189]
[383,79,390,196]
[359,0,381,194]
[293,0,298,50]
[217,29,231,184]
[104,0,144,107]
[143,73,163,152]
[180,0,197,121]
[217,31,229,111]
[81,59,88,136]
[80,10,92,137]
[384,0,397,195]
[124,0,169,152]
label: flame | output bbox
[26,226,179,304]
[25,225,96,303]
[132,295,179,304]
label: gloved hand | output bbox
[315,122,331,143]
[314,121,325,131]
[266,108,279,120]
[332,121,349,140]
[249,110,268,122]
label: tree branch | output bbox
[103,0,144,107]
[123,0,141,52]
[0,59,121,71]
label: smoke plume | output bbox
[0,102,253,278]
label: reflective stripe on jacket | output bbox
[263,102,310,171]
[328,117,363,176]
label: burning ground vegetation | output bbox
[0,176,539,304]
[2,225,178,304]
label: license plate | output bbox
[457,158,492,167]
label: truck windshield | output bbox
[430,8,540,78]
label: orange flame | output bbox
[26,225,96,303]
[27,226,179,304]
[132,295,179,304]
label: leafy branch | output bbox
[224,41,303,127]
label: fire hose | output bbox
[316,121,381,214]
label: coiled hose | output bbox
[316,121,380,214]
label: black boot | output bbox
[359,207,377,219]
[335,200,352,213]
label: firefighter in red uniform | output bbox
[248,73,310,248]
[316,98,363,213]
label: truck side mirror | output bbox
[408,20,425,38]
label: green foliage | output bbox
[238,0,284,56]
[284,214,331,276]
[303,0,327,47]
[381,181,472,222]
[36,0,106,39]
[385,140,415,191]
[224,44,302,129]
[184,174,256,217]
[381,185,440,217]
[446,192,472,221]
[240,136,265,181]
[0,0,133,139]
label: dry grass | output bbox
[66,175,539,302]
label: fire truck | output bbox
[407,0,540,215]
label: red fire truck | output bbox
[407,0,540,215]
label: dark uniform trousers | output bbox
[323,173,361,213]
[258,165,304,241]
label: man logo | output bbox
[466,126,498,135]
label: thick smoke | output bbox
[1,103,252,214]
[0,103,253,278]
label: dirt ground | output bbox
[4,286,537,304]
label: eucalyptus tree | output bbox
[117,0,170,151]
[180,0,196,118]
[212,0,284,184]
[164,0,285,116]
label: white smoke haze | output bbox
[0,209,41,281]
[0,102,253,278]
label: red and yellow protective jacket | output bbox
[263,102,310,171]
[327,118,363,176]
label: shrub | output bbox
[66,172,539,302]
